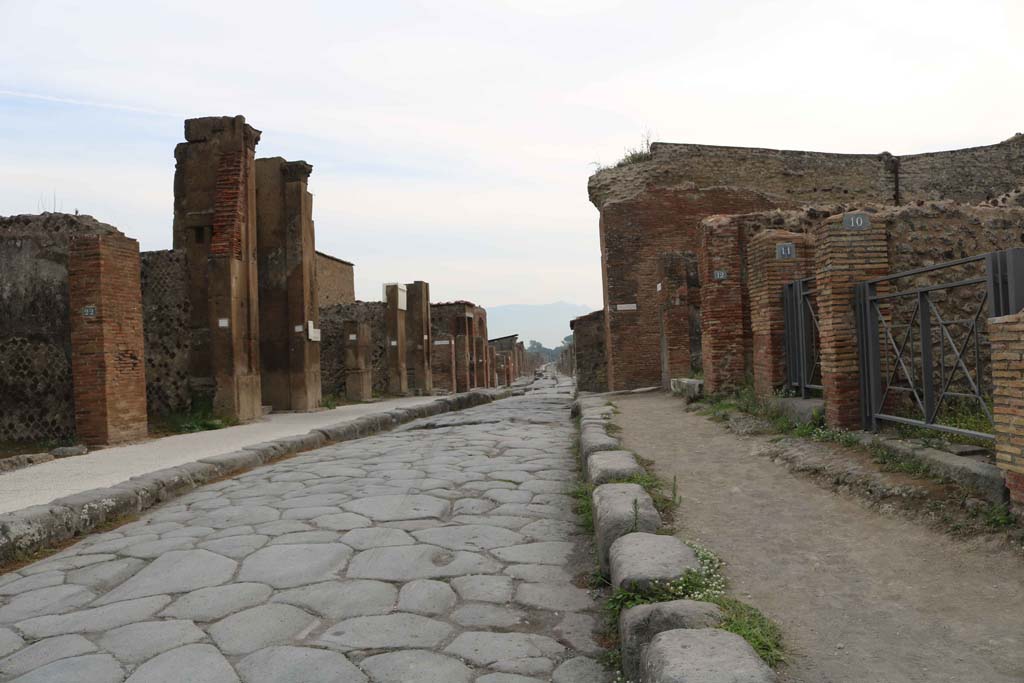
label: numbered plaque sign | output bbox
[842,212,871,230]
[776,243,795,259]
[713,270,728,281]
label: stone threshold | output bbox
[0,388,522,570]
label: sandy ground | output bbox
[0,396,438,513]
[614,391,1024,683]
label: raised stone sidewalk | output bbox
[0,371,613,682]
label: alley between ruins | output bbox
[614,391,1024,683]
[0,372,609,683]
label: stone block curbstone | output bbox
[620,600,724,681]
[587,451,643,485]
[914,447,1007,503]
[199,450,263,475]
[610,533,701,591]
[640,628,776,683]
[592,484,660,574]
[581,425,620,458]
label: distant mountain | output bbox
[487,302,595,349]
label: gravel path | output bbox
[0,372,609,683]
[615,391,1024,683]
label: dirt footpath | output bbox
[614,391,1024,683]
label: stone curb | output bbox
[0,388,515,568]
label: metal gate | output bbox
[854,248,1024,439]
[783,277,821,397]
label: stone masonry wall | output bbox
[141,249,193,416]
[316,251,355,306]
[0,213,121,443]
[571,310,607,392]
[320,302,387,397]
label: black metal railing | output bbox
[783,277,821,397]
[854,248,1024,440]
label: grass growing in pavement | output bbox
[156,397,238,434]
[603,543,785,667]
[571,481,595,532]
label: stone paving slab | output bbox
[0,371,609,681]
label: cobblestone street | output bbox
[0,372,608,682]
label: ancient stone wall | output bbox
[0,213,121,443]
[320,302,387,397]
[316,251,355,306]
[589,135,1024,390]
[141,249,193,416]
[571,310,607,392]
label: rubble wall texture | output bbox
[589,135,1024,390]
[320,301,387,397]
[141,249,193,416]
[0,213,120,443]
[572,310,607,392]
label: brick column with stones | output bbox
[342,320,372,401]
[384,283,408,395]
[814,213,889,429]
[404,281,433,394]
[747,230,814,397]
[454,333,471,392]
[431,334,456,393]
[656,252,697,389]
[698,216,747,393]
[68,234,148,445]
[990,310,1024,514]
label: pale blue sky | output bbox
[1,0,1021,307]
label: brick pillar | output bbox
[342,320,372,401]
[384,284,408,395]
[431,334,456,393]
[256,158,321,412]
[405,281,432,394]
[173,115,262,422]
[68,234,148,445]
[814,213,889,429]
[657,252,695,389]
[747,230,813,397]
[699,216,747,393]
[989,311,1024,513]
[454,334,471,392]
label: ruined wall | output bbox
[320,302,387,397]
[316,251,355,306]
[0,213,121,443]
[141,249,193,416]
[571,310,607,392]
[589,135,1024,390]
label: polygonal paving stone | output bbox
[208,604,317,655]
[396,579,457,615]
[238,544,352,588]
[552,656,612,682]
[492,541,575,565]
[492,657,554,676]
[282,506,344,520]
[450,515,532,529]
[359,650,472,683]
[475,675,545,683]
[339,527,415,550]
[312,513,373,531]
[519,519,580,541]
[97,619,205,664]
[124,644,239,682]
[198,534,270,560]
[119,537,195,558]
[95,550,236,605]
[515,583,593,612]
[66,558,145,592]
[450,575,514,603]
[503,563,573,582]
[8,653,124,683]
[237,645,367,683]
[0,571,64,596]
[193,505,280,528]
[77,534,159,555]
[346,545,501,581]
[341,495,449,521]
[484,489,534,504]
[411,524,525,551]
[451,603,526,627]
[15,595,172,638]
[160,583,273,622]
[0,584,95,623]
[317,612,451,651]
[19,553,114,575]
[0,627,24,657]
[270,531,339,545]
[0,634,94,678]
[451,498,495,515]
[554,612,604,656]
[272,580,396,620]
[443,631,565,666]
